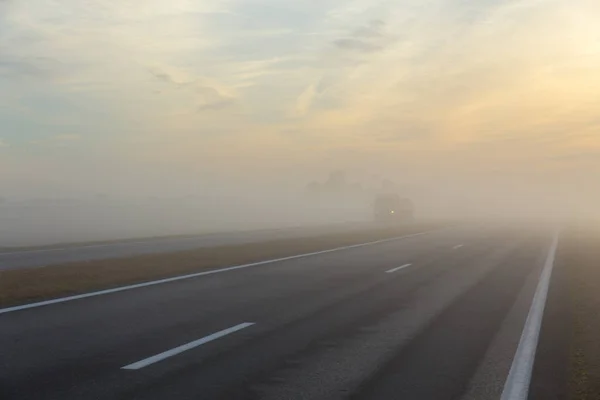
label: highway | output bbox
[0,224,370,270]
[0,225,568,400]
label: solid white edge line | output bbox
[0,231,428,315]
[386,263,413,274]
[122,322,255,370]
[500,230,560,400]
[453,244,464,249]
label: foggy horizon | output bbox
[2,0,600,244]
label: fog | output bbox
[0,192,369,247]
[1,1,599,246]
[1,168,597,247]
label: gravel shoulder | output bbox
[562,226,600,400]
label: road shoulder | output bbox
[0,224,439,309]
[561,227,600,400]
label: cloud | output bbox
[147,67,236,112]
[0,55,72,84]
[196,87,235,111]
[147,67,206,87]
[2,0,600,198]
[553,151,600,162]
[333,19,391,53]
[54,134,81,141]
[148,69,174,84]
[373,121,434,142]
[294,83,317,117]
[353,19,385,39]
[334,38,383,53]
[0,58,43,77]
[28,134,82,147]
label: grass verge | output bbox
[564,226,600,400]
[0,223,440,308]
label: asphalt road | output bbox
[0,223,370,270]
[0,226,563,400]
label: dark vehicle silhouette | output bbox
[373,193,414,223]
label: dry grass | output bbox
[564,227,600,400]
[0,224,438,308]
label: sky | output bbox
[1,0,600,209]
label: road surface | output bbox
[0,224,370,270]
[0,225,568,399]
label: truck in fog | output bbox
[373,193,414,223]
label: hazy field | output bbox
[0,195,371,248]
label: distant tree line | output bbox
[306,171,405,199]
[306,171,363,197]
